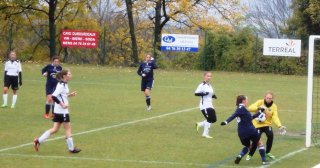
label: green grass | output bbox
[0,63,318,168]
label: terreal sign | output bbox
[60,30,98,48]
[161,34,199,52]
[263,38,301,57]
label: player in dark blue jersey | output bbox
[41,57,62,119]
[221,95,268,165]
[137,54,157,110]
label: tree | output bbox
[135,0,244,59]
[124,0,138,65]
[246,0,293,38]
[1,0,94,59]
[287,0,320,42]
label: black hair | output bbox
[236,95,247,106]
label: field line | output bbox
[0,107,198,153]
[259,147,308,168]
[313,163,320,168]
[0,153,207,167]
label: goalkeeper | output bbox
[247,91,286,160]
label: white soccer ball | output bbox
[255,112,266,122]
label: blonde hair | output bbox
[265,91,274,98]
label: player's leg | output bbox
[2,75,10,107]
[10,76,19,108]
[144,80,153,110]
[265,126,275,159]
[196,109,206,132]
[235,138,251,164]
[202,108,216,138]
[257,139,268,164]
[44,94,53,119]
[63,115,81,153]
[34,122,61,151]
[247,128,262,160]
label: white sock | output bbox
[66,137,74,151]
[38,130,51,143]
[12,95,17,106]
[202,121,211,136]
[197,120,206,127]
[3,94,8,105]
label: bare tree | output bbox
[246,0,293,38]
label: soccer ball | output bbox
[255,112,266,122]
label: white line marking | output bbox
[0,107,198,153]
[0,153,207,167]
[313,163,320,168]
[259,147,308,168]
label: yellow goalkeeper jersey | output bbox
[248,99,282,128]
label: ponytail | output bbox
[56,69,69,81]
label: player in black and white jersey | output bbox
[2,51,22,108]
[194,72,217,138]
[34,69,81,153]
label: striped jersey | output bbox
[5,60,22,76]
[195,82,214,110]
[52,81,69,114]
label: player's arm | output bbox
[41,65,48,76]
[194,84,208,96]
[137,64,143,76]
[271,105,287,135]
[247,100,261,113]
[52,85,67,108]
[152,61,158,69]
[18,61,22,86]
[4,62,7,81]
[221,109,239,125]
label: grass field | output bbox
[0,63,318,168]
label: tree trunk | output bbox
[125,0,138,65]
[153,0,162,60]
[48,0,57,59]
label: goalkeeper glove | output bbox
[279,126,287,135]
[220,121,227,126]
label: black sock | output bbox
[51,104,55,114]
[146,96,151,106]
[45,104,50,114]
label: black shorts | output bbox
[257,126,274,138]
[46,83,57,95]
[4,75,19,90]
[141,79,154,91]
[201,108,217,123]
[52,113,70,123]
[240,133,260,148]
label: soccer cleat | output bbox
[246,155,252,161]
[69,147,81,153]
[147,106,152,111]
[262,161,269,165]
[33,138,40,152]
[1,104,7,108]
[196,123,200,132]
[202,135,213,139]
[10,105,15,109]
[266,153,275,159]
[234,155,242,164]
[44,114,50,119]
